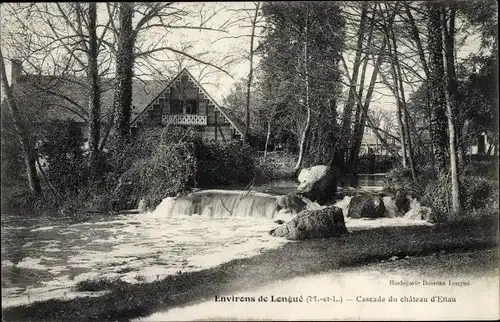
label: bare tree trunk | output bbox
[294,7,311,172]
[113,2,135,144]
[388,13,416,180]
[337,3,369,167]
[88,2,101,177]
[396,95,408,166]
[263,119,272,162]
[339,53,400,165]
[442,6,461,215]
[349,6,375,167]
[0,50,42,196]
[346,5,398,172]
[405,3,436,175]
[244,2,260,143]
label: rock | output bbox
[138,199,148,212]
[297,165,337,204]
[395,189,411,213]
[269,206,348,240]
[275,193,308,214]
[404,206,433,221]
[333,196,352,217]
[347,195,386,219]
[388,256,399,261]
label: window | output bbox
[170,99,198,114]
[170,99,183,114]
[186,100,199,114]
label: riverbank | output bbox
[2,215,498,321]
[137,249,499,321]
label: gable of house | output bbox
[131,68,245,138]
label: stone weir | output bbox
[154,190,281,219]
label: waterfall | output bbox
[154,190,280,219]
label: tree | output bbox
[113,2,134,144]
[427,2,448,172]
[0,51,42,196]
[108,2,235,144]
[259,2,344,171]
[87,2,101,177]
[442,5,461,215]
[238,2,262,142]
[338,2,369,168]
[1,3,114,178]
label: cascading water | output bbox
[154,190,281,219]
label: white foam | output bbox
[16,257,49,271]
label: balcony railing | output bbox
[162,114,207,126]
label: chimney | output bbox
[10,59,22,85]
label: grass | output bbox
[2,214,498,322]
[74,277,128,292]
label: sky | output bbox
[1,2,485,113]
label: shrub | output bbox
[383,166,414,192]
[129,141,198,207]
[253,151,296,182]
[76,127,257,211]
[459,176,498,211]
[384,163,499,222]
[39,120,89,196]
[412,172,498,222]
[195,140,255,187]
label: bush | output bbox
[383,166,415,192]
[253,151,297,182]
[71,127,259,212]
[459,176,498,211]
[124,141,198,208]
[385,163,499,222]
[39,120,89,196]
[195,140,255,187]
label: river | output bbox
[1,175,429,308]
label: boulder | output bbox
[347,195,385,219]
[275,193,308,214]
[404,206,433,221]
[297,165,337,204]
[270,206,348,240]
[395,189,411,214]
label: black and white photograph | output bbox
[1,1,499,321]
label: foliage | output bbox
[384,163,498,222]
[253,151,297,182]
[256,1,345,162]
[459,176,499,211]
[195,140,255,188]
[39,120,89,196]
[121,141,198,209]
[0,104,24,184]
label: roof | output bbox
[131,68,245,137]
[8,69,245,137]
[10,74,169,124]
